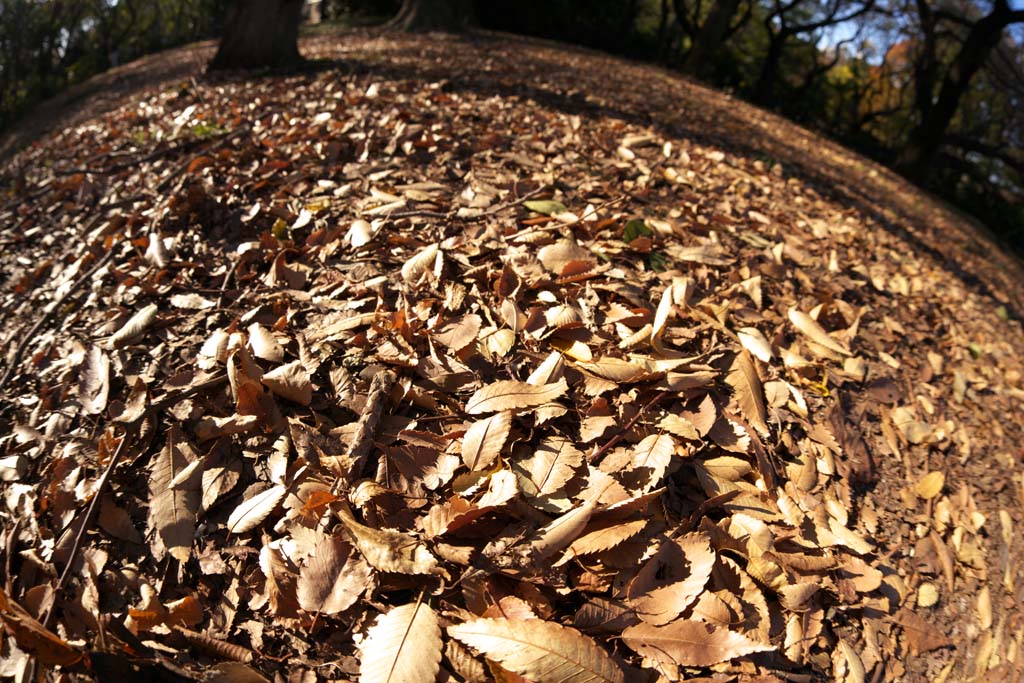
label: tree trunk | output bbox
[208,0,303,71]
[896,4,1019,180]
[389,0,474,33]
[753,33,786,104]
[683,0,742,78]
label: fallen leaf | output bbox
[627,533,715,625]
[465,378,567,414]
[461,411,512,471]
[297,534,372,616]
[359,601,442,683]
[107,303,158,348]
[449,617,624,683]
[621,619,773,668]
[726,350,769,437]
[788,307,851,356]
[148,428,200,562]
[226,485,288,535]
[262,360,313,406]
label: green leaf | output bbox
[623,219,652,243]
[523,200,568,216]
[648,251,670,272]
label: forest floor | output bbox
[1,27,1024,683]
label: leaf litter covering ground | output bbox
[2,30,1024,683]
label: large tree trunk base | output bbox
[209,0,304,71]
[388,0,474,33]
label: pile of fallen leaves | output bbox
[1,30,1023,683]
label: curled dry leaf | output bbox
[787,307,851,356]
[107,303,158,349]
[622,619,773,668]
[77,344,110,415]
[346,219,375,248]
[339,505,438,575]
[527,499,597,560]
[465,378,568,414]
[538,239,592,273]
[448,617,624,683]
[359,601,442,683]
[248,323,285,363]
[737,327,773,362]
[401,242,440,284]
[262,360,313,406]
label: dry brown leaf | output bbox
[262,360,313,406]
[106,303,159,348]
[538,239,593,273]
[737,327,773,362]
[577,357,645,382]
[78,344,110,415]
[248,323,285,363]
[434,314,482,352]
[788,307,851,356]
[515,436,584,506]
[725,350,769,437]
[527,499,597,560]
[148,428,200,562]
[448,617,624,683]
[895,608,953,655]
[913,471,945,499]
[624,433,677,492]
[359,601,442,683]
[622,619,773,668]
[462,411,512,471]
[195,413,260,442]
[226,485,288,535]
[205,662,270,683]
[0,588,84,667]
[339,505,439,575]
[465,378,568,415]
[627,533,715,625]
[401,242,440,284]
[297,534,372,615]
[565,518,647,558]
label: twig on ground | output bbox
[465,185,547,221]
[588,390,669,463]
[0,247,115,393]
[42,427,134,629]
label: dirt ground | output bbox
[1,27,1023,683]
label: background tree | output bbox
[894,0,1024,179]
[388,0,474,32]
[209,0,304,70]
[751,0,876,104]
